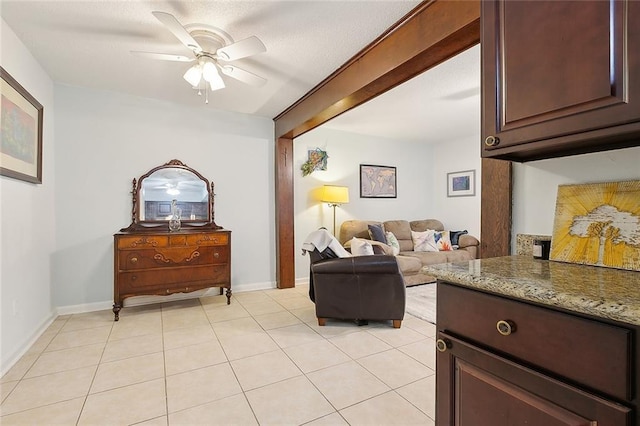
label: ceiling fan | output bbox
[132,11,267,102]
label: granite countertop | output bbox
[422,255,640,326]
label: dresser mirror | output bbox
[122,159,220,231]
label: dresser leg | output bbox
[113,303,121,321]
[225,288,232,305]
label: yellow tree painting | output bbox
[550,180,640,271]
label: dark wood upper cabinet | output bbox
[481,0,640,161]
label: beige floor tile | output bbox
[1,353,38,383]
[79,378,166,425]
[307,321,364,338]
[90,352,165,393]
[163,324,216,350]
[46,325,112,351]
[0,381,18,403]
[358,348,434,389]
[231,349,302,391]
[240,299,285,316]
[340,390,433,425]
[166,363,242,413]
[245,375,334,426]
[204,302,251,323]
[161,308,210,332]
[0,396,84,425]
[329,330,391,359]
[218,331,280,361]
[60,309,114,332]
[403,315,437,337]
[25,330,58,355]
[275,294,315,310]
[262,287,301,300]
[47,316,70,333]
[284,339,351,373]
[109,315,163,341]
[366,324,425,347]
[233,291,271,304]
[211,317,262,340]
[288,305,317,323]
[169,393,258,425]
[101,332,163,362]
[305,412,349,425]
[165,340,227,376]
[396,375,436,419]
[25,343,104,378]
[398,337,436,369]
[307,361,390,410]
[136,415,168,425]
[267,323,323,348]
[0,366,95,415]
[161,298,202,312]
[199,294,230,307]
[253,310,301,330]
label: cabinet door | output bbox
[481,0,640,161]
[436,333,631,426]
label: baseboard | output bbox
[1,312,57,378]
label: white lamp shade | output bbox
[322,185,349,204]
[202,60,225,91]
[183,64,202,87]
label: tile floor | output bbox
[0,284,436,425]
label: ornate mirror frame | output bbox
[121,159,221,231]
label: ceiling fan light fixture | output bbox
[183,64,202,87]
[202,60,225,91]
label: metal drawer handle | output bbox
[497,320,516,336]
[436,339,451,352]
[485,135,500,147]
[130,257,138,263]
[214,252,219,258]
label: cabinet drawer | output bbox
[118,246,228,270]
[118,265,230,290]
[437,282,632,401]
[185,233,228,246]
[117,235,169,249]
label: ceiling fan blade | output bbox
[152,11,202,53]
[216,36,266,61]
[131,51,194,62]
[220,65,267,87]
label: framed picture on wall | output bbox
[0,66,44,184]
[360,164,397,198]
[447,169,475,197]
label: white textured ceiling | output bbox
[1,0,479,142]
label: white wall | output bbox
[52,85,276,311]
[512,146,640,249]
[1,19,57,372]
[293,127,461,280]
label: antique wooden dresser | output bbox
[113,159,230,320]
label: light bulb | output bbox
[202,61,218,82]
[183,64,202,87]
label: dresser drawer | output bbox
[437,282,632,401]
[118,265,230,290]
[116,235,169,249]
[185,233,229,246]
[118,246,229,270]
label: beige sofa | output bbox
[339,219,480,286]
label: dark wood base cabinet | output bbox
[113,229,231,321]
[436,282,637,425]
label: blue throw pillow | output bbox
[368,223,387,244]
[450,230,468,246]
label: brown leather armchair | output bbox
[308,249,406,328]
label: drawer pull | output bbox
[166,289,170,294]
[185,287,189,292]
[436,339,451,352]
[485,135,500,147]
[131,275,137,281]
[214,252,219,258]
[130,257,138,263]
[497,320,516,336]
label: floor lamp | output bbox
[321,185,350,236]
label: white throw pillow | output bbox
[385,231,401,256]
[411,230,438,252]
[350,237,375,256]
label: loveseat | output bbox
[339,219,480,286]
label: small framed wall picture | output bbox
[447,169,475,197]
[360,164,397,198]
[1,66,44,184]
